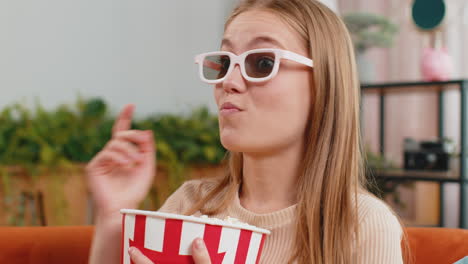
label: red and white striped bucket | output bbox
[121,209,271,264]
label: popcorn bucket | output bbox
[121,209,271,264]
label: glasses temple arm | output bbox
[282,50,314,67]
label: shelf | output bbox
[361,79,467,90]
[370,169,461,183]
[359,80,468,228]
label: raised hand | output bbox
[86,104,156,220]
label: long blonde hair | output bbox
[187,0,407,263]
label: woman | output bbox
[87,0,405,263]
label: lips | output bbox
[219,102,242,116]
[220,102,242,111]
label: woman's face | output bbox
[215,10,313,154]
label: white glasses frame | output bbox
[194,48,314,84]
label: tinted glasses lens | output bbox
[202,55,230,80]
[245,52,276,78]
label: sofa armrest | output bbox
[405,227,468,264]
[0,226,94,264]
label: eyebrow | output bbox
[221,35,286,50]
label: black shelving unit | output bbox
[361,79,468,229]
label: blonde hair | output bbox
[187,0,409,263]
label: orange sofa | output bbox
[0,226,467,263]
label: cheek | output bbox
[216,75,311,152]
[277,78,310,133]
[258,73,311,124]
[213,85,221,105]
[241,80,309,150]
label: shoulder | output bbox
[355,194,404,262]
[357,193,403,241]
[157,178,221,214]
[358,194,401,228]
[357,194,398,220]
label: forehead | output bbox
[222,9,306,54]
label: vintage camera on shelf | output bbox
[403,138,453,171]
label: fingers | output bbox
[129,247,154,264]
[106,138,143,161]
[112,104,135,136]
[192,238,212,264]
[113,130,155,153]
[86,104,156,173]
[87,130,155,171]
[110,104,155,154]
[128,239,211,264]
[97,150,134,166]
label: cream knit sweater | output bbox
[158,179,403,263]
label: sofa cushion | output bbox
[405,227,468,264]
[1,226,468,263]
[0,226,94,264]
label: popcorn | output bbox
[198,215,252,227]
[120,209,270,264]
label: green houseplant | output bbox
[343,12,398,83]
[365,148,413,208]
[0,98,226,226]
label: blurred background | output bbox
[1,0,467,229]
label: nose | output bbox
[221,64,247,94]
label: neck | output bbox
[239,141,303,214]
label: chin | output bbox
[220,135,263,153]
[220,134,250,152]
[220,137,244,152]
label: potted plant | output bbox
[365,148,413,208]
[0,98,227,226]
[343,12,398,83]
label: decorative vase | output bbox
[421,47,454,82]
[356,52,376,84]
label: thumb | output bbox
[192,238,212,264]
